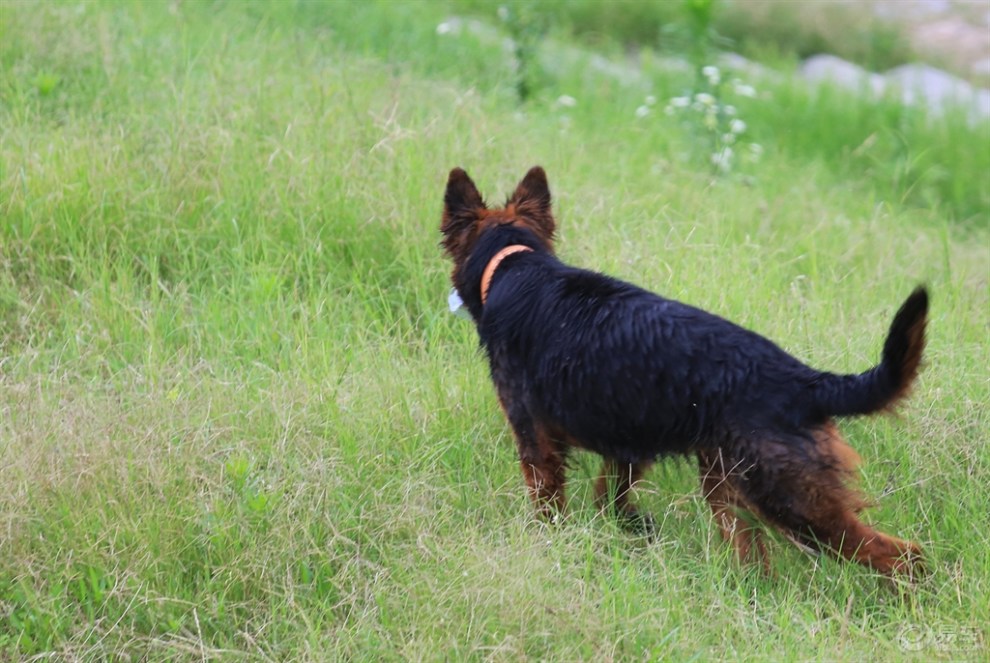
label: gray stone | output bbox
[885,63,989,118]
[797,54,990,121]
[800,54,887,95]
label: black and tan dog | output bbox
[441,166,927,576]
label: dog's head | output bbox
[440,166,555,281]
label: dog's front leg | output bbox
[498,396,567,520]
[595,458,655,534]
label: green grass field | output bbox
[2,1,988,659]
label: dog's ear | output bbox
[443,167,485,230]
[509,166,551,212]
[509,166,554,241]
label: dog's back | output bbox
[478,245,809,459]
[476,226,926,458]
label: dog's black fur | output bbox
[441,166,928,576]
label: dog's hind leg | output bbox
[803,427,923,577]
[698,449,770,572]
[594,458,655,533]
[799,507,924,577]
[738,425,924,578]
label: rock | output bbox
[885,63,990,119]
[800,54,887,95]
[798,54,989,121]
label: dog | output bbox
[440,166,927,577]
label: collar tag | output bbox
[448,288,472,319]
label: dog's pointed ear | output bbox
[508,166,555,244]
[509,166,551,213]
[443,167,485,227]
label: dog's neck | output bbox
[481,245,533,305]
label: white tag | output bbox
[448,288,472,319]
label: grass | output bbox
[1,0,988,659]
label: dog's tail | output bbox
[811,287,928,418]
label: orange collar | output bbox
[480,245,533,305]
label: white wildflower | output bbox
[670,96,690,108]
[722,132,736,144]
[556,94,577,108]
[436,21,453,35]
[702,65,721,85]
[694,92,715,106]
[729,118,747,134]
[645,95,657,106]
[749,143,764,158]
[723,104,737,116]
[497,5,510,21]
[733,81,756,98]
[711,146,734,172]
[636,105,651,118]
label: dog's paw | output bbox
[617,507,657,538]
